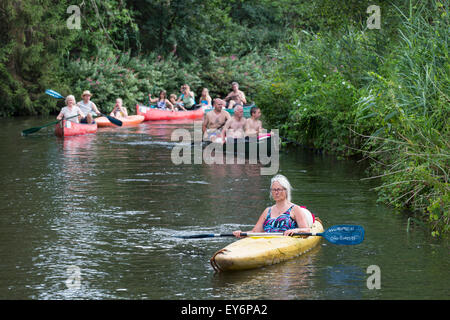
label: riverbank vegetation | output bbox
[255,1,449,236]
[0,0,448,236]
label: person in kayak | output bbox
[224,82,247,109]
[244,106,265,137]
[220,104,246,141]
[77,90,102,124]
[149,90,175,111]
[110,98,128,118]
[199,88,212,109]
[169,93,185,111]
[202,98,231,142]
[233,174,315,237]
[177,84,196,109]
[56,95,85,123]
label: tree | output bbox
[0,0,80,115]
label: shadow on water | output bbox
[210,246,323,300]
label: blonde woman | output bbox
[199,88,212,109]
[233,174,316,237]
[57,95,84,123]
[110,98,128,118]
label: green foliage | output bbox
[356,0,449,236]
[128,0,234,60]
[64,47,272,111]
[72,0,139,55]
[255,28,372,153]
[195,52,273,99]
[257,0,449,235]
[0,0,78,115]
[66,48,171,112]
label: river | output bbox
[0,116,448,300]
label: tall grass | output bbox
[356,0,449,236]
[257,0,449,236]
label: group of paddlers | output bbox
[56,81,264,143]
[56,82,249,126]
[148,81,247,112]
[56,90,128,124]
[202,99,265,144]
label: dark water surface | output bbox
[0,117,448,299]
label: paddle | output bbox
[45,89,122,126]
[173,224,365,245]
[21,114,78,136]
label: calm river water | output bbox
[0,117,448,300]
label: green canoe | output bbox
[202,134,272,159]
[204,104,254,118]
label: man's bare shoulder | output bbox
[227,116,236,124]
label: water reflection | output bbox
[137,120,195,138]
[201,161,264,179]
[210,246,321,299]
[1,117,449,299]
[323,265,365,299]
[57,134,98,208]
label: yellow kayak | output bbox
[210,219,324,272]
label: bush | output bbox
[63,47,273,112]
[255,0,449,236]
[66,48,205,112]
[255,29,369,154]
[196,51,273,100]
[355,1,449,236]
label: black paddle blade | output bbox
[173,234,216,239]
[22,119,61,136]
[22,127,41,136]
[104,114,122,126]
[173,233,234,239]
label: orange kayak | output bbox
[55,120,97,137]
[96,115,144,127]
[136,104,204,121]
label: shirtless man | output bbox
[244,106,264,137]
[202,98,231,142]
[220,105,246,142]
[224,82,247,109]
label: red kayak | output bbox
[96,115,145,127]
[55,120,98,137]
[136,104,204,121]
